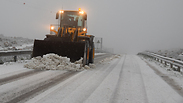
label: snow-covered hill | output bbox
[0,34,33,51]
[146,48,183,60]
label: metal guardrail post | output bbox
[169,62,173,68]
[164,61,167,65]
[177,66,180,72]
[14,56,17,62]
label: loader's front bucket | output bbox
[32,40,86,62]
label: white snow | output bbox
[99,54,121,64]
[0,54,183,103]
[137,56,183,103]
[141,56,183,92]
[0,34,33,51]
[94,53,106,56]
[0,61,29,76]
[0,70,67,103]
[26,55,183,103]
[13,44,33,50]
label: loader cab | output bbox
[56,10,87,32]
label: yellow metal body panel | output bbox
[87,47,90,60]
[93,47,95,59]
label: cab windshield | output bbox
[61,11,84,28]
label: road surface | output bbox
[0,54,182,103]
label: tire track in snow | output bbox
[0,53,112,103]
[0,70,43,86]
[109,55,126,103]
[82,55,124,103]
[29,54,117,103]
[110,55,148,103]
[6,71,78,103]
[138,55,183,102]
[58,57,122,103]
[145,61,183,97]
[132,56,149,102]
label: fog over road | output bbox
[1,0,183,54]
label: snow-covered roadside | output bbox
[140,56,183,94]
[0,43,33,51]
[136,56,183,103]
[0,61,29,76]
[14,44,33,50]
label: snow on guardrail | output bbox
[138,52,183,73]
[0,50,32,56]
[0,50,32,63]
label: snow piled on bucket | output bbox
[24,53,95,71]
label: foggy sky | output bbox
[0,0,183,54]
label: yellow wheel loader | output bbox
[32,8,95,65]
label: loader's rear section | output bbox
[32,40,86,62]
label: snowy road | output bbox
[0,54,183,103]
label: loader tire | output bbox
[89,42,95,63]
[83,41,90,65]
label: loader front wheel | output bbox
[89,42,95,63]
[83,41,90,65]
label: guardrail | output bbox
[0,50,32,63]
[138,52,183,73]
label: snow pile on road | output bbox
[99,54,121,64]
[24,54,95,71]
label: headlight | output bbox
[59,10,64,14]
[79,11,84,14]
[83,28,86,31]
[50,26,55,30]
